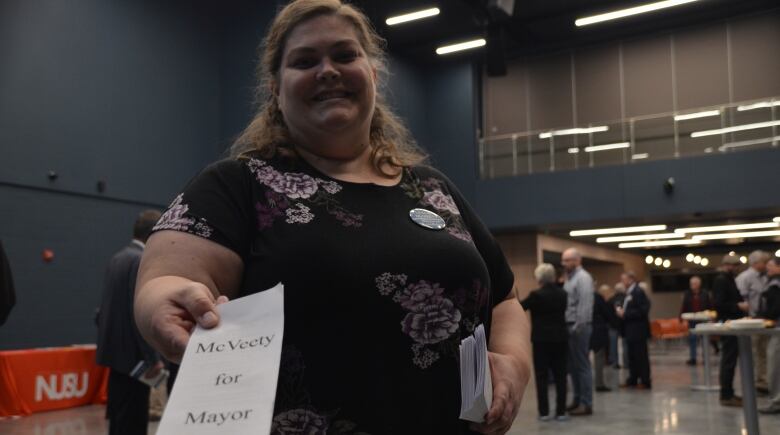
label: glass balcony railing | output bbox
[478,97,779,179]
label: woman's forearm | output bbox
[489,296,531,370]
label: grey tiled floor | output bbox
[2,343,778,434]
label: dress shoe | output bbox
[595,386,612,392]
[620,383,636,388]
[566,403,580,411]
[720,396,743,407]
[569,405,593,416]
[757,386,770,395]
[636,384,652,390]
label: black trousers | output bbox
[532,341,568,416]
[107,370,150,435]
[719,336,739,399]
[626,339,651,386]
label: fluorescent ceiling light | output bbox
[631,153,649,160]
[567,148,580,154]
[674,110,720,121]
[676,222,779,234]
[435,39,486,55]
[570,224,667,237]
[690,121,780,138]
[618,239,701,248]
[775,217,780,223]
[737,100,780,111]
[386,8,440,26]
[575,0,701,27]
[692,230,780,241]
[539,126,608,139]
[584,142,630,152]
[719,136,780,152]
[596,233,683,243]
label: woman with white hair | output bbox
[520,263,569,421]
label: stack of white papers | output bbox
[459,324,493,423]
[156,283,284,435]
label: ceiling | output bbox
[354,0,780,63]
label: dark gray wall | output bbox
[0,0,224,349]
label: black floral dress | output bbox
[153,151,514,434]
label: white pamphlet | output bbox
[459,324,493,423]
[156,283,284,435]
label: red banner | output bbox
[0,345,108,416]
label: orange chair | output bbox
[650,318,689,352]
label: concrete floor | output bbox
[2,342,779,434]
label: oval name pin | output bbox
[409,208,446,230]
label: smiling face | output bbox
[275,14,376,157]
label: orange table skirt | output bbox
[0,345,108,416]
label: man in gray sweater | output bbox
[562,248,594,416]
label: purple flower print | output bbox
[153,194,195,232]
[316,179,342,195]
[446,226,473,243]
[271,409,328,434]
[397,280,445,311]
[422,190,460,215]
[256,191,290,230]
[248,158,319,200]
[285,203,315,224]
[375,273,408,296]
[330,210,363,228]
[401,298,462,344]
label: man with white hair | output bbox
[736,250,769,393]
[561,248,595,416]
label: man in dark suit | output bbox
[712,254,749,407]
[616,271,651,389]
[96,210,162,435]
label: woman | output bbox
[592,284,619,392]
[133,1,530,434]
[519,264,568,421]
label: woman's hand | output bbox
[470,351,530,434]
[135,277,229,363]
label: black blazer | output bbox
[520,283,568,343]
[712,271,743,321]
[622,284,651,341]
[759,278,780,321]
[591,292,619,351]
[96,243,158,374]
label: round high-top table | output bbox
[690,327,780,435]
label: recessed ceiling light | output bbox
[568,148,580,154]
[690,121,780,138]
[737,100,780,111]
[618,239,700,248]
[539,126,608,139]
[584,142,630,153]
[570,224,667,237]
[575,0,701,27]
[386,8,440,26]
[700,258,710,266]
[654,257,663,266]
[645,255,654,264]
[596,233,683,243]
[686,253,694,262]
[674,110,720,121]
[692,230,780,241]
[675,222,779,234]
[740,256,748,264]
[663,259,671,268]
[775,249,780,257]
[435,39,486,55]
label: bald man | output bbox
[561,248,595,416]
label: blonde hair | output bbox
[534,263,557,285]
[230,0,427,175]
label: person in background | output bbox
[736,250,769,394]
[96,210,163,435]
[593,284,619,392]
[679,276,711,365]
[0,240,15,326]
[713,254,749,407]
[616,271,651,389]
[758,256,780,414]
[607,282,626,369]
[520,263,569,422]
[561,248,594,416]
